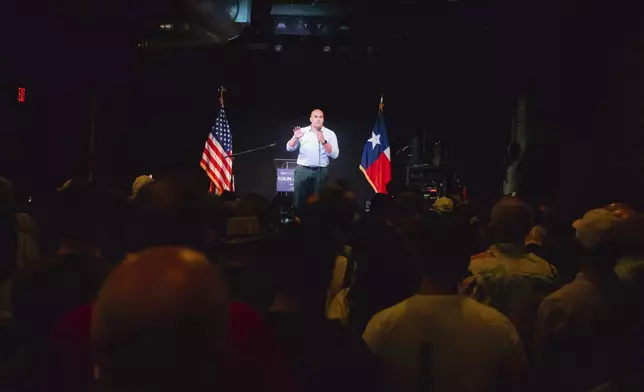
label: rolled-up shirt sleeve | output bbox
[328,131,339,159]
[286,138,299,152]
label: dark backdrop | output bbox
[93,38,510,205]
[7,2,513,206]
[7,0,644,212]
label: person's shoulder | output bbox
[524,251,555,269]
[463,296,516,330]
[363,299,410,346]
[368,297,411,328]
[469,247,501,274]
[539,289,566,315]
[470,250,494,264]
[465,299,523,345]
[322,126,336,134]
[540,275,594,313]
[546,275,586,297]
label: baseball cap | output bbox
[131,175,154,199]
[433,197,454,213]
[572,204,635,250]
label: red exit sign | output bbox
[17,87,26,103]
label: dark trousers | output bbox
[294,165,328,212]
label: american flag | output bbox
[200,107,234,194]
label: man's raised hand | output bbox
[293,127,304,140]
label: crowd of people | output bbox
[0,173,643,392]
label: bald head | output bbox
[310,109,324,130]
[490,196,534,243]
[92,247,227,390]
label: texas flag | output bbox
[359,97,392,194]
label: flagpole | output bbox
[359,92,391,194]
[219,85,226,108]
[218,86,234,193]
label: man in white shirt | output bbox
[363,216,527,392]
[286,109,339,211]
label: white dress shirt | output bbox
[286,126,339,167]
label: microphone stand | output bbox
[224,143,277,191]
[224,143,276,159]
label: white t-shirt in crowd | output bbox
[327,288,350,325]
[326,254,349,311]
[363,294,526,392]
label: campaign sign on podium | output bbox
[276,169,295,192]
[275,158,297,193]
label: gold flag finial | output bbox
[219,86,227,108]
[379,93,384,112]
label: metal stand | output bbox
[224,143,276,159]
[224,143,277,190]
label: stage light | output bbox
[274,44,283,52]
[159,24,173,30]
[17,87,25,103]
[323,45,331,53]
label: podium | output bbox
[274,158,297,193]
